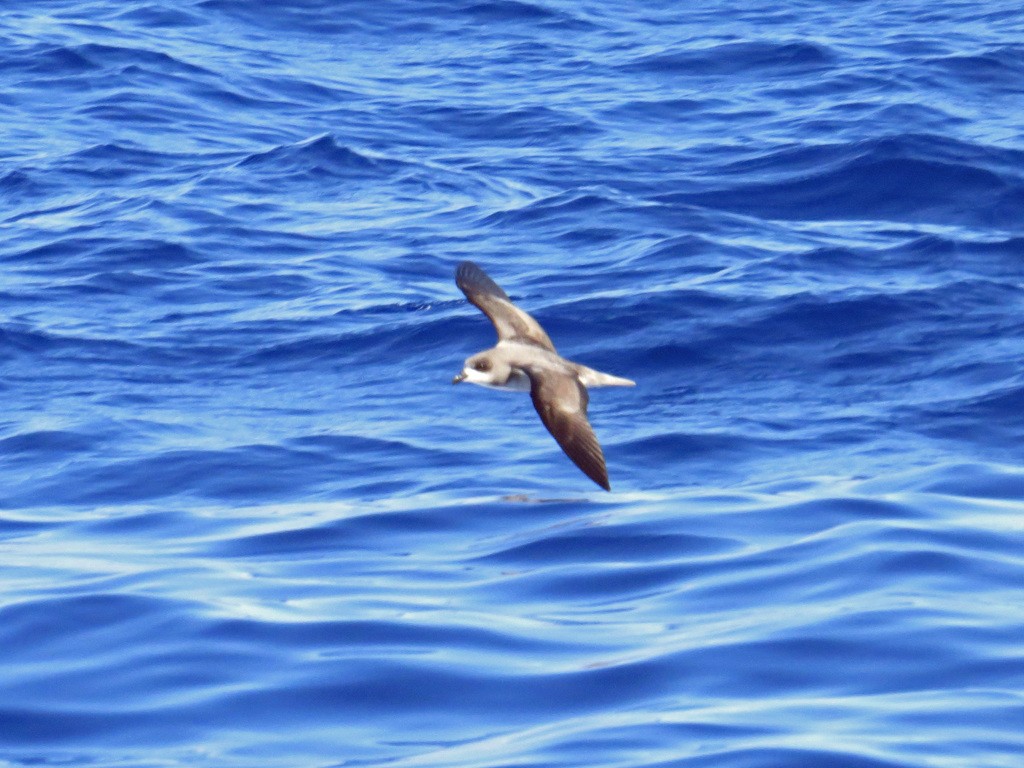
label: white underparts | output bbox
[461,367,531,391]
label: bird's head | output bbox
[453,350,510,387]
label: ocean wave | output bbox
[926,45,1024,91]
[4,476,1021,765]
[237,135,405,180]
[623,40,835,77]
[4,0,1024,765]
[658,134,1024,225]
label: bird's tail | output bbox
[577,365,636,388]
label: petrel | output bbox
[452,261,634,490]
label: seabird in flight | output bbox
[452,261,634,491]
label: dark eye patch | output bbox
[475,359,491,372]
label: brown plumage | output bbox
[452,261,634,491]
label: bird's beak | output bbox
[452,371,467,384]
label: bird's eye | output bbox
[475,360,491,372]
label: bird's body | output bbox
[452,261,634,490]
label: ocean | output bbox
[2,1,1024,766]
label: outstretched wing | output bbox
[456,261,555,352]
[527,367,610,491]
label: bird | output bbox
[452,261,634,490]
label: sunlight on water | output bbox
[3,0,1024,766]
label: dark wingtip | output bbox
[586,466,611,492]
[455,260,482,291]
[455,260,512,305]
[455,260,480,279]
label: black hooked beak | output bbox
[452,371,467,384]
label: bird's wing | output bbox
[526,366,610,491]
[456,261,556,352]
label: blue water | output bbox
[3,1,1024,765]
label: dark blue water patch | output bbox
[6,236,113,269]
[110,3,204,28]
[481,190,622,228]
[205,493,611,563]
[668,623,1000,700]
[206,510,456,559]
[908,463,1024,500]
[463,0,563,23]
[0,429,97,457]
[198,0,591,36]
[0,322,238,376]
[3,40,215,101]
[210,654,683,723]
[535,723,771,768]
[911,385,1024,446]
[0,323,143,361]
[0,593,189,663]
[0,516,54,540]
[852,102,968,139]
[237,135,404,181]
[51,142,202,184]
[75,92,195,129]
[421,104,599,144]
[676,748,914,768]
[741,292,933,343]
[685,532,1024,624]
[75,42,216,79]
[473,526,735,566]
[74,267,196,298]
[0,169,47,204]
[926,45,1024,92]
[659,136,1024,227]
[620,339,716,375]
[0,707,152,746]
[201,614,571,658]
[232,313,462,372]
[74,509,215,539]
[600,97,713,126]
[87,237,206,271]
[970,234,1024,261]
[1,437,441,508]
[248,73,358,107]
[617,431,765,471]
[2,43,96,76]
[493,558,704,603]
[197,0,385,35]
[623,40,835,77]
